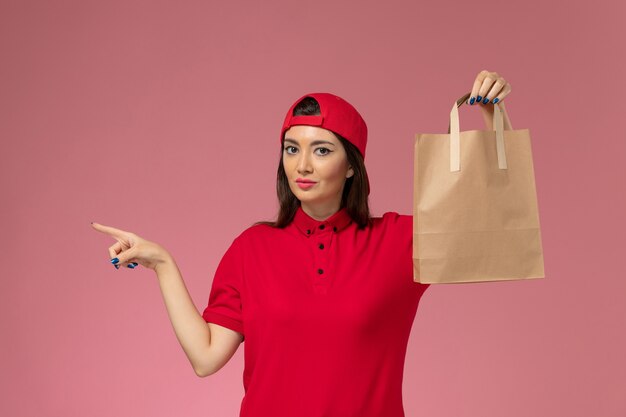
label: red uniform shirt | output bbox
[202,205,430,417]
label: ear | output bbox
[346,166,354,179]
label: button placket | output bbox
[312,223,334,293]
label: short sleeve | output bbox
[202,236,245,339]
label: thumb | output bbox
[110,243,139,268]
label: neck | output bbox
[300,202,342,221]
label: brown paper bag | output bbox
[412,92,545,284]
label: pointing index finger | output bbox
[91,222,128,239]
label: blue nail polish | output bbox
[127,264,136,269]
[111,258,119,264]
[492,98,499,104]
[476,95,482,101]
[483,97,489,104]
[469,97,475,105]
[114,264,119,269]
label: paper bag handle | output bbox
[447,92,512,172]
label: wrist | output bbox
[154,251,177,275]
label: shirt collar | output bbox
[292,205,353,237]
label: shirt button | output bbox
[319,224,325,230]
[306,229,311,234]
[318,243,324,249]
[333,226,337,232]
[318,268,324,274]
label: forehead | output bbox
[283,125,339,143]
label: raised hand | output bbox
[467,70,512,106]
[91,222,172,271]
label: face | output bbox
[282,125,354,216]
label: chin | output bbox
[293,192,318,204]
[295,194,315,203]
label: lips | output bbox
[296,179,317,189]
[297,183,315,189]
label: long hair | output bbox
[253,96,372,229]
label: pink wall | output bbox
[1,1,624,416]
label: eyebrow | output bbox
[284,138,336,147]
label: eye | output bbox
[316,148,332,156]
[284,146,332,156]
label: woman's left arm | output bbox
[467,69,513,130]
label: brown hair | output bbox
[252,96,373,229]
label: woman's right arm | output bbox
[154,255,242,377]
[91,222,241,378]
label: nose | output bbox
[296,150,313,174]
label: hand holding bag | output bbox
[412,92,545,284]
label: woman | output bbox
[92,70,512,417]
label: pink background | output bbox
[1,1,624,416]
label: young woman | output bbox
[92,70,512,417]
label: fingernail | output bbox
[483,97,489,104]
[476,95,482,102]
[111,258,119,264]
[492,98,499,104]
[469,97,475,105]
[127,263,137,269]
[114,264,120,269]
